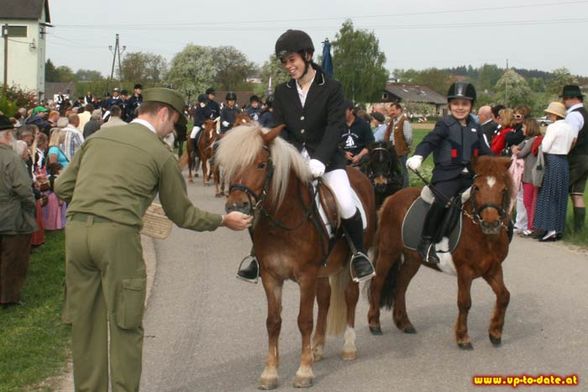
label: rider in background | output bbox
[236,29,375,283]
[204,87,221,121]
[259,95,276,128]
[220,92,240,135]
[245,95,262,121]
[406,82,491,263]
[340,100,374,167]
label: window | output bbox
[6,25,28,37]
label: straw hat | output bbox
[544,102,566,119]
[141,203,173,239]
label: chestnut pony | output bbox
[179,119,217,183]
[367,156,513,350]
[211,112,252,197]
[217,123,376,389]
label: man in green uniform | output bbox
[54,88,252,392]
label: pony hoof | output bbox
[188,178,194,183]
[341,350,357,361]
[258,378,279,390]
[489,334,502,346]
[458,342,474,350]
[403,325,417,334]
[215,193,223,198]
[369,325,383,335]
[293,376,313,388]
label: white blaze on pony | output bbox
[486,176,497,189]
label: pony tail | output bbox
[178,149,190,169]
[326,267,350,336]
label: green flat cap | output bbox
[143,87,187,125]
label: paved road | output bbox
[141,179,587,392]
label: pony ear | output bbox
[498,156,512,170]
[261,124,285,144]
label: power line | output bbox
[54,0,588,30]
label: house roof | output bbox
[383,83,446,105]
[0,0,51,23]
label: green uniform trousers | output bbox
[65,214,146,392]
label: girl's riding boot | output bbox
[342,209,375,283]
[417,202,447,264]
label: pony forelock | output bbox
[216,123,312,207]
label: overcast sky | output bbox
[46,0,588,78]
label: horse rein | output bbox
[411,169,510,230]
[227,147,320,232]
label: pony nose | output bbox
[225,200,251,215]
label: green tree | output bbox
[165,44,216,101]
[545,67,578,97]
[75,69,103,81]
[45,59,58,82]
[332,20,388,103]
[260,55,290,96]
[211,46,257,91]
[494,69,533,107]
[477,64,502,92]
[55,66,76,82]
[120,52,168,84]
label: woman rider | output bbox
[237,29,375,283]
[406,82,492,263]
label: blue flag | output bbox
[322,40,333,78]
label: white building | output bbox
[0,0,51,100]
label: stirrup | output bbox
[425,244,440,264]
[236,255,259,284]
[349,252,376,283]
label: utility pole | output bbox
[108,34,126,89]
[2,24,8,93]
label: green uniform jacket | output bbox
[54,122,222,231]
[0,144,36,235]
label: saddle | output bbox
[402,186,467,255]
[313,180,367,239]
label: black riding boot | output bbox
[417,202,447,264]
[236,252,259,284]
[342,210,376,282]
[573,207,585,233]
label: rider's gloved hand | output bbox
[308,159,326,178]
[406,155,423,171]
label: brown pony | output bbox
[197,119,218,185]
[367,156,513,349]
[217,123,376,389]
[211,112,253,197]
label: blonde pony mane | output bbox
[216,122,312,207]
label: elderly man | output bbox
[562,85,588,233]
[54,88,252,392]
[478,105,498,145]
[0,115,36,308]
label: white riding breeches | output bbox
[322,169,356,219]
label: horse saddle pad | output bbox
[314,181,367,238]
[402,187,463,253]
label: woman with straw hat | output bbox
[534,102,576,241]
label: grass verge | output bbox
[0,230,70,392]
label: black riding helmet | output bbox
[226,91,237,101]
[275,29,314,60]
[265,95,274,108]
[197,94,207,103]
[447,82,476,103]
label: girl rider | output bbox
[406,82,492,263]
[237,29,375,283]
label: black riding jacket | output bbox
[273,64,346,171]
[415,115,491,183]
